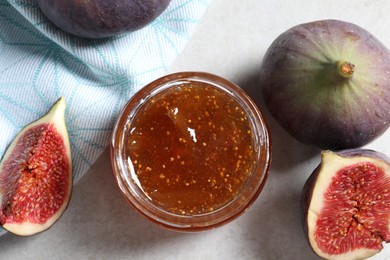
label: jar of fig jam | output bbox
[111,72,271,231]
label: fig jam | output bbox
[111,72,271,231]
[124,82,255,215]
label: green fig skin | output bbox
[260,20,390,150]
[37,0,171,38]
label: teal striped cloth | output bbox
[0,0,209,184]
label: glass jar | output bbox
[111,72,271,231]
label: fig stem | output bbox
[337,61,355,78]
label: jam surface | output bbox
[124,81,257,215]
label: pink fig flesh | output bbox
[0,97,72,236]
[302,149,390,260]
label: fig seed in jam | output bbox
[124,81,256,215]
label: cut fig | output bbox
[0,97,72,236]
[260,19,390,150]
[302,149,390,259]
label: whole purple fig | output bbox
[37,0,171,38]
[260,20,390,150]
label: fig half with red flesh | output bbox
[302,149,390,259]
[260,19,390,150]
[0,97,72,236]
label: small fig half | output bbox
[0,97,72,236]
[260,19,390,150]
[302,149,390,259]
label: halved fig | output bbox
[0,97,72,236]
[260,19,390,150]
[302,149,390,259]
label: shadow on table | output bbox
[235,63,322,259]
[235,62,320,174]
[62,148,194,253]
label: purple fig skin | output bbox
[260,20,390,150]
[301,164,318,240]
[37,0,171,38]
[301,148,390,258]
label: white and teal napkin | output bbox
[0,0,209,185]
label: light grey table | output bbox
[1,0,389,259]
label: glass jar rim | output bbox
[111,71,271,231]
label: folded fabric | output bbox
[0,0,209,234]
[0,0,209,181]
